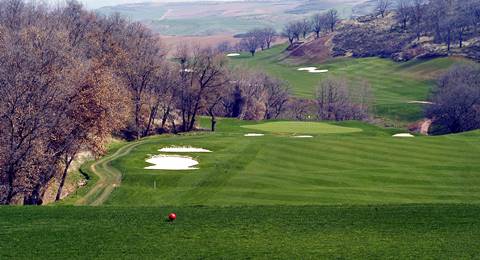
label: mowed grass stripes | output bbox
[229,44,470,123]
[3,205,480,259]
[93,119,480,206]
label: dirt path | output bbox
[75,141,145,206]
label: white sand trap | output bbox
[310,69,329,73]
[293,135,314,138]
[159,146,211,153]
[227,53,241,57]
[393,133,415,138]
[408,101,434,105]
[298,67,317,71]
[297,67,329,73]
[145,155,199,170]
[244,133,265,137]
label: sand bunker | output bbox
[293,135,314,138]
[393,133,415,138]
[159,146,211,153]
[244,133,265,137]
[298,67,329,73]
[227,53,240,57]
[408,101,434,105]
[145,155,199,170]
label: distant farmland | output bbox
[97,0,369,36]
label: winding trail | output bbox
[75,141,145,206]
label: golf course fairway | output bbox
[229,44,470,124]
[1,119,480,258]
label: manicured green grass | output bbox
[241,121,362,134]
[79,118,480,207]
[230,44,465,124]
[2,204,480,259]
[2,119,480,258]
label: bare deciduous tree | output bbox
[376,0,392,18]
[325,9,339,32]
[315,77,372,121]
[396,0,412,31]
[116,22,165,139]
[411,0,426,40]
[176,47,228,132]
[282,22,297,45]
[426,65,480,134]
[262,27,276,49]
[299,19,311,39]
[240,31,260,56]
[311,13,326,38]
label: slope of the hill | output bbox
[332,12,480,61]
[229,44,467,124]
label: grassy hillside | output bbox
[2,205,480,259]
[229,44,464,124]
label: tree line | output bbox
[0,0,297,205]
[387,0,480,51]
[239,7,340,53]
[282,9,339,46]
[426,64,480,135]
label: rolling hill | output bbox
[97,0,369,36]
[229,43,469,124]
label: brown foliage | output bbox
[0,0,136,204]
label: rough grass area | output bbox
[229,44,467,124]
[241,121,362,134]
[1,205,480,259]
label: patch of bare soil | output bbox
[287,34,333,64]
[409,119,433,135]
[420,119,433,135]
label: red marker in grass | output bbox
[168,213,177,222]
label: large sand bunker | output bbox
[227,53,241,57]
[293,135,313,138]
[297,67,328,73]
[393,133,415,138]
[159,146,211,153]
[145,155,199,170]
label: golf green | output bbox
[241,121,362,134]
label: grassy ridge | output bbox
[2,204,480,259]
[92,118,480,206]
[229,44,465,123]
